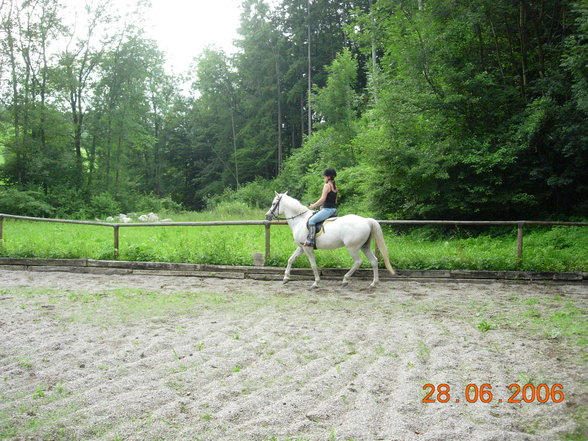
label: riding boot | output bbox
[304,225,317,247]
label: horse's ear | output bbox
[274,191,279,196]
[283,191,288,196]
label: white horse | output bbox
[265,192,396,288]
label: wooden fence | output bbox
[0,213,586,267]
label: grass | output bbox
[519,299,588,349]
[476,320,496,332]
[464,294,588,351]
[0,377,78,441]
[416,340,431,362]
[62,289,244,325]
[0,209,587,271]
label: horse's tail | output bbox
[368,218,396,275]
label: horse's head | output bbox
[266,191,288,221]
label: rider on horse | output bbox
[304,168,338,247]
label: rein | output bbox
[269,194,311,221]
[276,210,310,221]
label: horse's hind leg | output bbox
[342,247,364,287]
[284,246,304,284]
[361,244,379,288]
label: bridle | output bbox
[268,194,310,221]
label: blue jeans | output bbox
[308,208,337,226]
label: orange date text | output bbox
[422,383,565,404]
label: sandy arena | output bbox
[0,269,586,441]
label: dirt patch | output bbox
[0,269,586,441]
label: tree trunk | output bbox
[230,104,239,188]
[72,86,84,185]
[39,14,50,192]
[474,22,485,65]
[115,130,122,190]
[489,15,506,81]
[105,114,112,190]
[307,0,312,136]
[275,52,282,175]
[300,94,305,139]
[518,0,528,101]
[151,93,161,196]
[504,12,525,100]
[5,2,23,183]
[369,0,379,102]
[88,133,97,189]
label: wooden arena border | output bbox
[0,213,587,274]
[0,258,586,283]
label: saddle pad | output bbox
[315,218,337,239]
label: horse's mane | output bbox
[282,194,307,212]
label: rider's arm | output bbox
[309,184,331,209]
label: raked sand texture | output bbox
[0,269,586,441]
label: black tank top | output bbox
[324,188,337,208]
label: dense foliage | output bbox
[0,0,586,219]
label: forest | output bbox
[0,0,587,220]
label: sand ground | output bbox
[0,269,586,441]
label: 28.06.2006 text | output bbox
[422,383,564,404]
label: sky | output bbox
[142,0,243,74]
[60,0,243,76]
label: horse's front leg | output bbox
[284,246,304,284]
[302,247,321,288]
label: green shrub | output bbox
[205,178,274,210]
[210,201,261,219]
[89,193,123,218]
[234,179,275,208]
[123,243,160,262]
[335,164,376,217]
[44,185,87,218]
[0,187,55,217]
[134,193,183,214]
[542,226,576,249]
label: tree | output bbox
[236,0,287,179]
[0,0,70,189]
[88,33,174,196]
[193,48,241,188]
[312,48,358,131]
[55,0,116,186]
[352,0,588,218]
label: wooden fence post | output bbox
[0,216,3,242]
[264,222,271,265]
[114,226,120,260]
[517,222,524,268]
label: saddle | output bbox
[306,213,338,240]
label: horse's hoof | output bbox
[368,283,377,289]
[311,283,319,289]
[342,280,349,287]
[283,278,290,284]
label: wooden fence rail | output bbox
[0,213,586,267]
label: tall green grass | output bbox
[0,208,586,271]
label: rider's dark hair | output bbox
[323,168,337,178]
[323,168,337,191]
